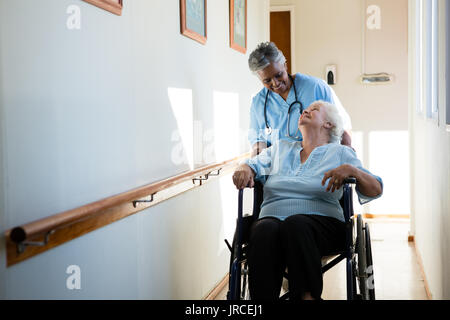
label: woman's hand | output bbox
[232,164,256,189]
[322,164,356,192]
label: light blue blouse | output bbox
[244,141,383,222]
[248,73,335,147]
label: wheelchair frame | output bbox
[225,178,375,300]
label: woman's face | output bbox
[298,103,332,130]
[256,62,290,96]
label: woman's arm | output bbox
[248,95,268,154]
[233,143,275,189]
[251,141,267,156]
[352,166,382,197]
[321,164,382,197]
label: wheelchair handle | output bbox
[238,189,244,219]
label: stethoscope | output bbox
[264,74,303,140]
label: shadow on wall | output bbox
[0,35,6,299]
[136,177,236,299]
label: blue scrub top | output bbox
[248,73,336,147]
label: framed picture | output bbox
[229,0,247,53]
[180,0,207,45]
[83,0,123,16]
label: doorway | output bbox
[270,6,295,74]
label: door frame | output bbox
[269,5,296,73]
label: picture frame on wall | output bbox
[180,0,207,45]
[229,0,247,53]
[83,0,123,16]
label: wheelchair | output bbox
[225,178,375,300]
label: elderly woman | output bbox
[247,42,352,156]
[232,100,383,300]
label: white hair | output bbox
[310,100,344,143]
[248,42,286,73]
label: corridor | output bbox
[1,0,449,301]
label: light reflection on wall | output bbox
[368,130,410,215]
[168,87,194,170]
[351,131,364,215]
[213,91,240,162]
[214,91,242,257]
[349,130,410,216]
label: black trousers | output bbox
[247,214,346,300]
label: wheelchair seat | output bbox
[321,254,340,266]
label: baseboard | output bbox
[204,273,229,300]
[362,213,410,219]
[411,239,433,300]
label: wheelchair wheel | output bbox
[240,262,251,300]
[356,215,368,299]
[226,233,251,300]
[365,222,375,300]
[227,253,251,300]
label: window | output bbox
[429,0,439,119]
[446,0,450,127]
[415,0,423,114]
[424,0,439,120]
[417,0,439,120]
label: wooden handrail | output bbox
[5,152,250,267]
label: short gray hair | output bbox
[248,42,286,73]
[310,100,344,144]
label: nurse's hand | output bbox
[341,130,352,147]
[232,164,256,189]
[322,164,356,192]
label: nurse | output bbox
[248,42,352,156]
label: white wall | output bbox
[408,0,450,299]
[0,0,269,299]
[270,0,409,216]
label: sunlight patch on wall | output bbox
[351,131,364,163]
[217,177,238,256]
[368,130,410,215]
[351,131,364,215]
[213,91,240,162]
[168,87,194,170]
[213,91,241,257]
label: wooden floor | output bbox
[214,219,429,300]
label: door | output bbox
[270,11,292,74]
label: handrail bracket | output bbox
[16,230,55,254]
[192,175,209,186]
[192,168,222,186]
[132,193,156,208]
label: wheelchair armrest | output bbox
[343,177,356,184]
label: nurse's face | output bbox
[256,62,291,96]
